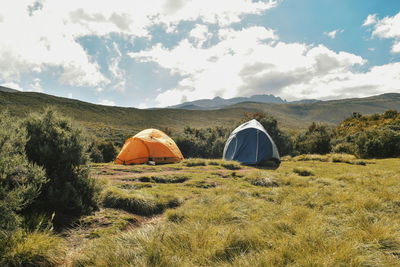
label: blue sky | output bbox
[0,0,399,108]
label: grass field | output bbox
[56,155,400,266]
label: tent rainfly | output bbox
[115,129,184,165]
[223,119,280,165]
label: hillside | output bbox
[231,93,400,125]
[1,90,399,142]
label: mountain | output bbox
[169,94,287,109]
[168,94,322,110]
[1,86,399,143]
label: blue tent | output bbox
[223,119,280,165]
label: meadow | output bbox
[52,155,400,266]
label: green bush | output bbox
[98,141,118,162]
[333,110,400,158]
[174,127,230,158]
[295,122,332,154]
[0,112,47,233]
[24,109,100,221]
[354,127,400,158]
[88,140,118,163]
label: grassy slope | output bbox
[1,91,399,140]
[234,93,400,125]
[64,156,400,266]
[0,92,253,141]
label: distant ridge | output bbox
[0,86,18,93]
[169,94,320,110]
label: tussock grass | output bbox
[182,158,242,170]
[1,230,66,267]
[293,167,314,176]
[138,175,189,183]
[293,153,367,165]
[220,161,242,170]
[183,159,207,167]
[248,177,279,187]
[101,187,182,216]
[70,158,400,266]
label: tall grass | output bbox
[101,187,182,216]
[71,158,400,266]
[1,230,66,267]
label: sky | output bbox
[0,0,399,108]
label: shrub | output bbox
[294,122,332,154]
[88,141,104,163]
[175,127,230,158]
[0,112,47,233]
[333,110,400,158]
[98,141,118,162]
[88,140,118,163]
[354,127,400,158]
[24,109,100,222]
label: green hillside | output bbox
[234,93,400,125]
[1,91,399,142]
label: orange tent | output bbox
[115,129,184,165]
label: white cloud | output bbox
[30,78,43,92]
[0,0,109,86]
[372,12,400,39]
[129,26,376,106]
[189,24,212,47]
[324,29,343,39]
[99,99,116,106]
[0,0,278,90]
[0,82,23,91]
[363,14,377,26]
[392,41,400,53]
[365,12,400,53]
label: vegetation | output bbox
[174,126,229,158]
[89,140,118,163]
[1,91,399,143]
[0,111,67,266]
[294,122,332,155]
[71,157,400,266]
[1,93,400,266]
[24,109,100,222]
[0,112,47,233]
[332,110,400,158]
